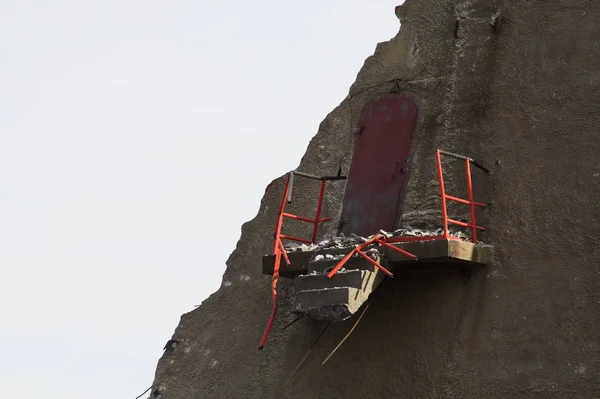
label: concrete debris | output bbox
[391,227,468,239]
[363,248,380,259]
[309,268,348,275]
[292,269,383,322]
[392,227,445,237]
[285,227,478,253]
[285,234,363,253]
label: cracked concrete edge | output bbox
[149,2,515,397]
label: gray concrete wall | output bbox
[151,1,600,397]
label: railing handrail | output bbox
[436,149,490,173]
[436,149,488,243]
[260,169,346,349]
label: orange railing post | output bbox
[273,173,292,252]
[259,170,346,349]
[436,150,450,239]
[436,150,489,243]
[259,174,292,349]
[465,159,477,242]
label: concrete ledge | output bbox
[292,287,365,322]
[295,270,368,291]
[292,267,387,321]
[262,239,491,277]
[385,239,492,266]
[308,257,379,274]
[262,250,382,277]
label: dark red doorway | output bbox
[338,93,419,236]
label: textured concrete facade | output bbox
[151,1,600,398]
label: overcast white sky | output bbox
[0,1,401,397]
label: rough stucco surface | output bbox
[151,1,600,397]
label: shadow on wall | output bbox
[281,267,489,398]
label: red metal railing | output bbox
[436,149,489,243]
[326,150,488,280]
[259,150,488,348]
[259,170,346,349]
[325,233,417,279]
[386,150,489,244]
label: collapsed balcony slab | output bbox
[262,238,492,277]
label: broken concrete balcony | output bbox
[259,150,491,347]
[262,236,492,322]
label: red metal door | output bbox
[338,93,419,236]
